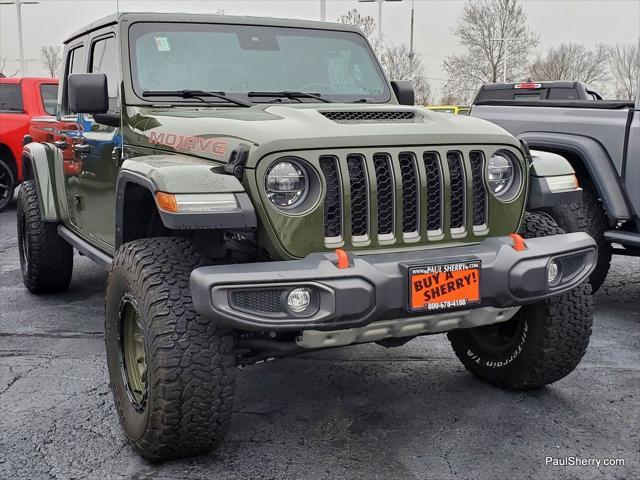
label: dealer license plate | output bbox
[408,260,481,312]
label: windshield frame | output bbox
[127,21,392,105]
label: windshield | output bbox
[129,22,390,104]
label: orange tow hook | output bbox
[335,248,350,269]
[509,233,527,252]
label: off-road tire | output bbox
[535,187,611,292]
[105,237,236,462]
[0,159,16,212]
[17,180,73,293]
[448,212,593,390]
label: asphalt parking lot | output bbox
[0,200,638,480]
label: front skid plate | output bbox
[295,306,520,349]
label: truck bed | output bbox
[470,101,635,174]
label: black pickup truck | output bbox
[471,94,639,291]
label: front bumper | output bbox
[190,233,596,332]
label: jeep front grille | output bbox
[318,149,490,247]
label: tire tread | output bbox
[17,180,73,293]
[448,212,593,390]
[106,237,236,462]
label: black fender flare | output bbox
[21,143,62,221]
[519,132,632,220]
[115,170,257,247]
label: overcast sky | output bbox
[1,0,638,99]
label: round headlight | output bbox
[487,151,518,200]
[265,160,308,208]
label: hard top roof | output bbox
[64,12,362,44]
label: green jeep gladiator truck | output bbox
[19,13,597,461]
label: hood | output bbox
[126,103,520,167]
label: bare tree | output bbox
[40,46,62,78]
[379,44,432,104]
[0,56,18,78]
[439,92,468,106]
[442,0,539,103]
[528,43,609,85]
[338,8,382,55]
[608,41,639,100]
[338,8,376,39]
[338,9,432,104]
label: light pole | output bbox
[358,0,402,42]
[320,0,326,21]
[0,0,39,76]
[409,0,414,58]
[491,37,517,83]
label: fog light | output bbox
[287,288,312,313]
[548,260,561,286]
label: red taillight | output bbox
[514,82,542,89]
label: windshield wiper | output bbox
[142,90,253,108]
[247,91,334,103]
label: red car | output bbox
[0,77,58,211]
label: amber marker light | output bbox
[155,192,178,212]
[155,192,239,213]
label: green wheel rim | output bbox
[119,294,148,411]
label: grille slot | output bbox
[373,154,394,237]
[321,110,416,123]
[424,152,443,232]
[346,155,369,239]
[399,153,419,235]
[447,152,466,231]
[230,289,285,314]
[319,156,342,240]
[470,151,487,227]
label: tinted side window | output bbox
[90,36,119,110]
[40,84,58,115]
[0,84,23,112]
[70,47,87,74]
[64,45,86,114]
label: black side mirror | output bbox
[68,73,108,114]
[391,80,415,106]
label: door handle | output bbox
[54,140,68,150]
[73,144,91,154]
